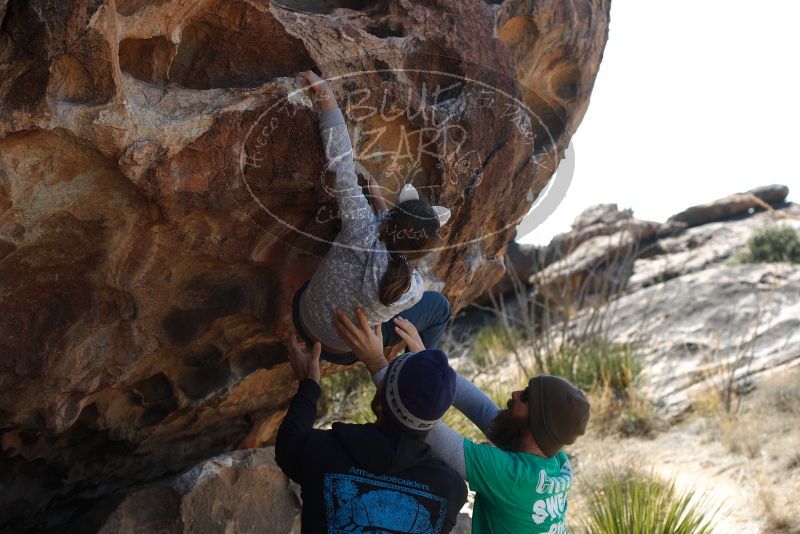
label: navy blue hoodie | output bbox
[275,379,467,533]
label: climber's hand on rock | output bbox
[288,334,322,384]
[296,70,336,112]
[333,308,388,376]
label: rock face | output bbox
[666,184,789,228]
[483,185,793,305]
[479,203,661,304]
[0,0,609,530]
[530,204,661,302]
[605,260,800,415]
[97,448,301,534]
[482,186,800,416]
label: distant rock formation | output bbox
[481,184,799,415]
[482,184,792,303]
[0,0,609,530]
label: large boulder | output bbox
[478,204,661,304]
[97,448,300,534]
[530,204,660,303]
[666,184,790,228]
[630,202,800,290]
[594,261,800,416]
[0,0,610,530]
[481,187,795,306]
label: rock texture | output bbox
[605,260,800,415]
[99,445,471,533]
[483,185,792,304]
[482,185,799,415]
[97,447,301,534]
[0,0,609,530]
[666,184,790,228]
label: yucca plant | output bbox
[580,468,719,534]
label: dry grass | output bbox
[747,369,800,532]
[716,414,761,459]
[759,486,800,533]
[568,366,800,532]
[764,371,800,416]
[698,367,800,530]
[318,365,375,426]
[588,384,660,438]
[689,386,725,417]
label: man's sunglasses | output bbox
[520,386,530,403]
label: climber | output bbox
[274,334,467,533]
[291,70,453,366]
[334,308,591,534]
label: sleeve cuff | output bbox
[299,378,322,400]
[319,107,345,129]
[372,365,388,387]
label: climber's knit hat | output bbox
[380,350,456,436]
[527,375,591,457]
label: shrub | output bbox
[580,468,719,534]
[544,339,641,396]
[588,385,658,438]
[472,323,522,368]
[320,366,375,425]
[738,224,800,264]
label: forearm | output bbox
[367,177,388,213]
[318,107,377,230]
[319,107,355,174]
[370,359,390,385]
[275,379,321,479]
[453,374,500,437]
[426,423,467,479]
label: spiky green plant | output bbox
[544,339,641,395]
[580,468,719,534]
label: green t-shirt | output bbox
[464,438,573,534]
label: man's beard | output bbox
[488,409,528,452]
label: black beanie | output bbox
[381,350,456,436]
[527,375,590,457]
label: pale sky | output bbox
[518,0,800,245]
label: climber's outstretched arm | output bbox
[275,337,322,483]
[296,71,373,235]
[367,175,388,213]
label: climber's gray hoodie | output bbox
[298,107,423,351]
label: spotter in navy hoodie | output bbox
[275,379,467,533]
